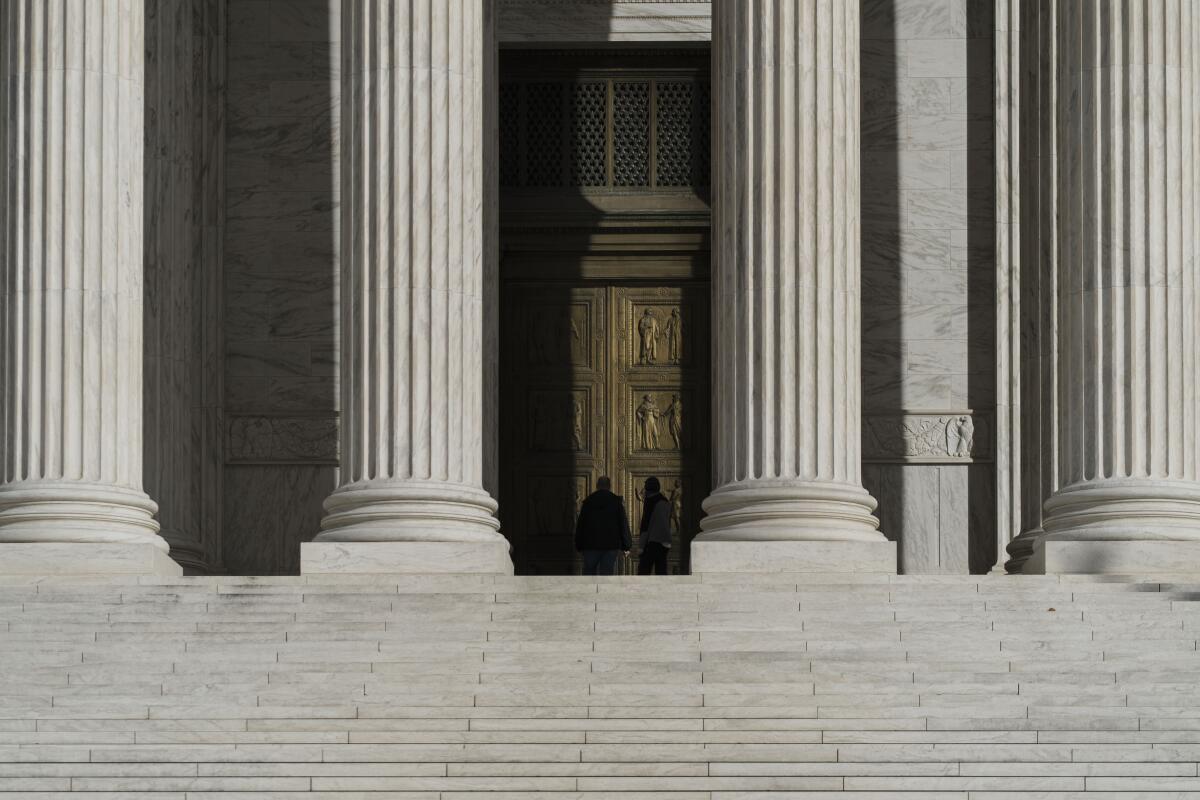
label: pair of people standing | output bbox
[573,476,672,575]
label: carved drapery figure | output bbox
[665,308,681,364]
[571,399,585,450]
[669,480,684,533]
[636,395,661,449]
[665,394,683,449]
[638,309,659,364]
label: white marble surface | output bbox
[314,0,508,568]
[498,1,711,43]
[0,0,176,569]
[696,0,889,562]
[1030,540,1200,576]
[0,543,182,576]
[302,541,513,575]
[691,539,897,574]
[1038,1,1200,556]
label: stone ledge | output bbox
[0,543,183,576]
[301,541,515,575]
[1028,539,1200,575]
[690,539,897,574]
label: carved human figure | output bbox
[664,394,683,449]
[637,309,659,364]
[954,415,974,458]
[636,394,661,449]
[664,308,681,364]
[571,398,585,450]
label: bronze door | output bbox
[500,281,709,575]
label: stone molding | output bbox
[226,415,338,465]
[862,413,991,464]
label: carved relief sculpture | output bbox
[665,308,681,364]
[636,394,661,449]
[862,413,988,462]
[664,394,683,449]
[571,398,585,450]
[638,309,659,364]
[950,415,974,458]
[669,479,684,533]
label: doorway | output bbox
[499,279,709,575]
[496,47,711,574]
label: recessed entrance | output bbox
[498,48,711,575]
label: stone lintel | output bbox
[301,542,515,575]
[0,544,183,577]
[689,540,897,574]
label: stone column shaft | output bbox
[1035,0,1200,571]
[694,0,893,572]
[0,0,176,573]
[308,0,508,573]
[143,0,222,573]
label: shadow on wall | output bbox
[965,2,997,573]
[859,2,905,568]
[859,0,997,574]
[220,0,340,575]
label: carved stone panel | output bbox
[862,413,991,463]
[226,415,339,464]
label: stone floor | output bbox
[3,572,1200,797]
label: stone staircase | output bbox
[3,572,1200,797]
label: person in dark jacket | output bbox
[637,476,672,575]
[574,476,632,575]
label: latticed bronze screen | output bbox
[500,78,711,191]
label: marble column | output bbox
[302,0,511,574]
[143,0,224,574]
[0,0,179,575]
[1007,0,1058,573]
[691,0,894,573]
[1030,0,1200,573]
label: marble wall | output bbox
[221,0,340,574]
[859,0,997,573]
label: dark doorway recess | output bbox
[497,48,711,575]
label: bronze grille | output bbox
[500,78,711,191]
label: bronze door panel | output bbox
[612,286,708,575]
[500,281,709,575]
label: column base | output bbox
[1027,539,1200,575]
[690,539,897,574]
[0,543,182,576]
[700,480,886,542]
[301,541,514,575]
[1004,529,1042,574]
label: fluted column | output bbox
[0,0,178,575]
[692,0,894,572]
[143,0,222,574]
[1033,0,1200,573]
[304,0,509,573]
